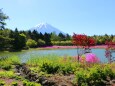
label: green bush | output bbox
[59,62,76,74]
[11,81,18,86]
[1,64,12,70]
[41,62,60,74]
[29,56,78,74]
[26,39,37,48]
[27,56,78,74]
[0,80,5,86]
[23,80,41,86]
[0,71,16,78]
[74,65,115,86]
[0,56,20,70]
[41,62,75,74]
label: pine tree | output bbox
[0,9,9,29]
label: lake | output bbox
[0,48,109,63]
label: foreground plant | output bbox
[0,56,20,70]
[0,71,17,78]
[27,56,78,75]
[23,80,41,86]
[11,81,18,86]
[74,64,115,86]
[0,80,5,86]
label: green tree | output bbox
[38,39,45,47]
[0,9,11,50]
[31,30,39,41]
[10,28,27,51]
[58,32,66,41]
[39,32,44,40]
[65,33,71,40]
[0,9,9,29]
[44,33,52,46]
[0,29,13,50]
[0,35,12,50]
[51,32,60,41]
[18,33,26,49]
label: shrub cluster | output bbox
[74,65,115,86]
[0,56,20,70]
[27,56,79,74]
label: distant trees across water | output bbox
[1,27,115,51]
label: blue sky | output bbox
[0,0,115,35]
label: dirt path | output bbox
[47,74,75,86]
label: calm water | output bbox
[0,48,108,63]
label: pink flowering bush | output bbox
[80,53,100,63]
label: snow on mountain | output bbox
[30,23,65,34]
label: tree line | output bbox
[0,28,71,51]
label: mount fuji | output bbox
[30,23,65,34]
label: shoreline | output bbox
[39,45,107,49]
[0,45,107,52]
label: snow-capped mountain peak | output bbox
[30,23,65,34]
[35,22,47,28]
